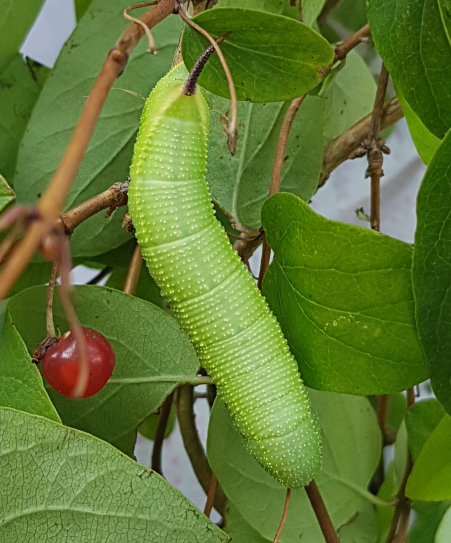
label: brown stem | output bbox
[0,0,176,302]
[123,244,142,295]
[257,235,271,291]
[385,387,415,543]
[368,64,389,232]
[319,97,403,188]
[233,234,263,269]
[177,3,238,154]
[373,393,391,492]
[151,391,174,475]
[204,474,218,518]
[333,24,371,62]
[177,385,226,517]
[60,180,129,234]
[305,480,339,543]
[257,95,306,289]
[124,2,159,54]
[273,488,291,543]
[1,181,129,267]
[46,261,58,338]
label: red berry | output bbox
[42,327,115,398]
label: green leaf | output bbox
[137,404,176,441]
[261,193,427,395]
[406,399,446,462]
[396,86,441,165]
[106,262,167,309]
[409,501,451,543]
[322,51,377,143]
[208,390,381,541]
[207,94,325,228]
[330,0,366,31]
[406,415,451,501]
[0,0,45,73]
[0,55,43,184]
[5,261,52,297]
[388,393,407,435]
[0,305,59,422]
[413,130,451,414]
[367,0,451,139]
[74,0,93,20]
[7,285,200,456]
[0,175,15,212]
[182,8,334,103]
[216,0,301,20]
[14,1,182,260]
[225,503,268,543]
[215,0,327,27]
[436,505,451,543]
[337,503,378,543]
[0,407,230,542]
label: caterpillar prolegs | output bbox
[128,64,321,489]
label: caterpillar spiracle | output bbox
[128,63,322,489]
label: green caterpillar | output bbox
[128,63,321,489]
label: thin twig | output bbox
[151,392,174,475]
[177,2,238,154]
[319,97,403,188]
[333,24,371,62]
[204,474,218,518]
[123,244,142,295]
[177,385,226,517]
[87,266,112,285]
[385,387,415,543]
[367,63,390,232]
[0,0,176,302]
[124,2,159,54]
[57,236,90,398]
[273,488,291,543]
[305,480,339,543]
[257,96,306,289]
[60,180,129,235]
[46,261,58,338]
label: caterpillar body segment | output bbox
[128,64,322,488]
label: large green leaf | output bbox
[0,303,59,422]
[367,0,451,139]
[206,94,324,228]
[182,8,334,103]
[0,0,45,73]
[261,193,427,395]
[0,175,15,212]
[396,86,441,166]
[406,415,451,501]
[7,285,200,456]
[337,503,378,543]
[436,506,451,543]
[322,51,376,143]
[0,55,44,184]
[409,501,451,543]
[215,0,327,27]
[406,399,446,462]
[216,0,300,20]
[74,0,93,20]
[0,407,229,542]
[413,130,451,414]
[208,390,381,541]
[14,0,182,259]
